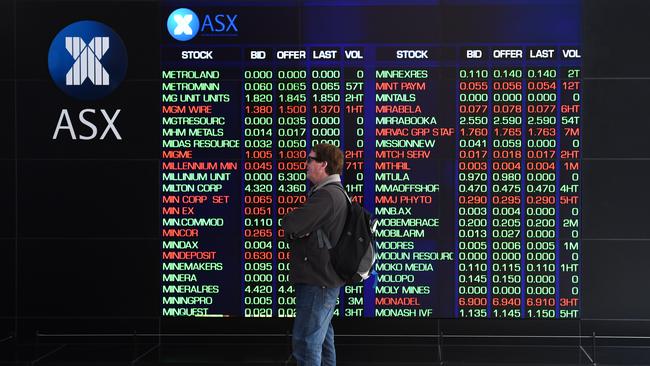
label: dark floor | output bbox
[3,337,650,365]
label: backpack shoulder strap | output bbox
[316,183,350,250]
[323,182,351,204]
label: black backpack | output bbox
[319,183,378,284]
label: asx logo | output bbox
[48,20,127,100]
[167,8,238,41]
[48,20,127,140]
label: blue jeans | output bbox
[292,284,340,366]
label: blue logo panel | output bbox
[48,20,128,100]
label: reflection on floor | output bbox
[3,337,649,365]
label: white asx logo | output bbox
[173,14,194,36]
[65,36,110,86]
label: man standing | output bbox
[282,143,348,366]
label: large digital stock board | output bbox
[160,1,581,319]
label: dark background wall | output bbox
[1,0,650,344]
[581,0,650,320]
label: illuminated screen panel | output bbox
[160,0,581,318]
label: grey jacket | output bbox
[282,175,348,288]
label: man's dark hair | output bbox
[312,143,343,175]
